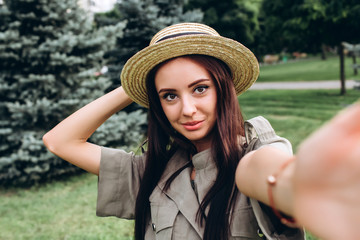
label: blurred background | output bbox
[0,0,359,239]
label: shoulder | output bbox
[244,116,293,155]
[100,146,146,173]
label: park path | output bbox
[250,79,358,90]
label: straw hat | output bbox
[121,22,259,108]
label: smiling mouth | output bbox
[182,121,204,131]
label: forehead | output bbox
[154,57,212,87]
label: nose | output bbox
[182,96,196,116]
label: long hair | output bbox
[134,54,245,240]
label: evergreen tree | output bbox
[0,0,129,186]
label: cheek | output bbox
[161,103,177,122]
[208,91,218,117]
[209,105,217,125]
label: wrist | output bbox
[268,156,297,226]
[113,87,133,110]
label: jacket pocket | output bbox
[150,202,178,240]
[230,207,264,239]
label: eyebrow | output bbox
[188,79,210,88]
[158,79,211,94]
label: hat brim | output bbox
[121,35,259,108]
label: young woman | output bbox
[43,23,360,240]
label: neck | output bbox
[193,136,213,152]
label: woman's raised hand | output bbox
[293,102,360,240]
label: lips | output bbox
[182,120,204,131]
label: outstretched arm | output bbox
[236,102,360,240]
[235,146,295,216]
[43,87,133,175]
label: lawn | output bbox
[239,89,360,149]
[258,55,359,82]
[0,173,134,240]
[1,89,359,240]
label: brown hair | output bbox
[135,54,245,240]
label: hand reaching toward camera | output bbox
[293,102,360,240]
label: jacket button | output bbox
[152,223,156,231]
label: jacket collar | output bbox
[156,148,217,237]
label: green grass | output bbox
[239,89,360,149]
[258,56,359,82]
[1,89,359,240]
[0,174,134,240]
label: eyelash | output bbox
[162,93,177,101]
[161,85,209,102]
[194,85,209,94]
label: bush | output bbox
[91,109,148,151]
[0,109,147,187]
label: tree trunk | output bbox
[321,44,327,60]
[339,43,346,95]
[352,53,358,75]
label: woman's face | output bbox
[155,57,217,152]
